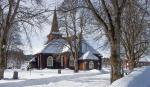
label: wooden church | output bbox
[31,10,102,70]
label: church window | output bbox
[89,61,94,69]
[47,56,53,66]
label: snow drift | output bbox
[109,66,150,87]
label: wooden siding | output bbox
[32,53,102,70]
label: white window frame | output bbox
[47,56,53,66]
[89,61,94,69]
[69,55,74,66]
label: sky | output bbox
[20,0,110,58]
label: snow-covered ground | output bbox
[0,68,110,87]
[1,67,150,87]
[109,66,150,87]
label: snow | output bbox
[20,62,30,70]
[139,57,150,62]
[39,38,100,55]
[4,66,150,87]
[29,57,35,62]
[41,39,70,53]
[109,66,150,87]
[0,69,110,87]
[81,40,100,54]
[79,51,99,60]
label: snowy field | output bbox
[0,68,110,87]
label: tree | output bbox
[6,23,23,68]
[59,0,80,72]
[59,0,95,73]
[0,0,52,79]
[85,0,127,82]
[121,0,150,71]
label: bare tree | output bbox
[85,0,127,82]
[121,0,150,71]
[0,0,52,79]
[5,23,23,68]
[59,0,89,73]
[60,2,79,72]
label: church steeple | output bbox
[47,8,62,43]
[50,8,59,33]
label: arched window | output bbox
[69,55,74,66]
[89,61,94,69]
[47,56,53,66]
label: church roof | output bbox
[40,38,100,54]
[79,51,99,60]
[41,39,70,53]
[81,40,99,54]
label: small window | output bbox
[47,56,53,66]
[89,61,94,69]
[61,56,63,66]
[69,55,74,66]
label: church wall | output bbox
[32,53,102,70]
[78,60,100,70]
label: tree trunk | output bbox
[0,43,6,79]
[0,67,4,79]
[110,39,123,83]
[74,59,78,73]
[128,58,136,72]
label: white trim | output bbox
[47,56,53,66]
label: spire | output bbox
[47,8,62,43]
[50,8,59,33]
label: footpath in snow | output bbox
[0,69,110,87]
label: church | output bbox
[31,10,102,70]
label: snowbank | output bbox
[109,66,150,87]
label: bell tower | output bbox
[47,8,62,43]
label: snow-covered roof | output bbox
[81,40,99,54]
[29,57,36,62]
[41,39,70,53]
[79,51,99,60]
[39,38,100,54]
